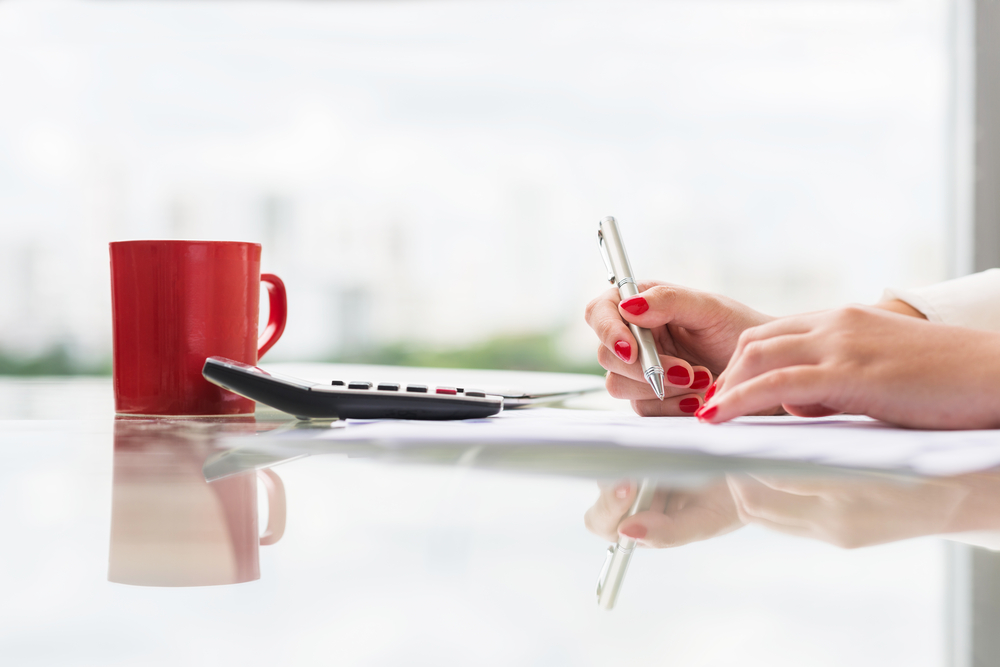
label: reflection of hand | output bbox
[584,282,774,416]
[726,474,971,549]
[584,479,743,548]
[700,305,1000,429]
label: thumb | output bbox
[618,284,731,332]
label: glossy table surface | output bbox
[3,377,989,667]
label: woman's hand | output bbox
[726,474,970,549]
[698,305,1000,429]
[583,479,743,547]
[584,282,773,416]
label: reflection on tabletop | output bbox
[584,472,1000,552]
[109,417,289,587]
[209,419,1000,558]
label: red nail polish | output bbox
[691,370,710,390]
[705,383,717,400]
[666,365,691,386]
[679,397,700,414]
[620,296,649,316]
[620,524,647,540]
[613,341,631,362]
[697,405,718,422]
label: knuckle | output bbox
[645,284,676,306]
[742,340,764,362]
[595,320,621,345]
[759,369,791,392]
[605,374,626,398]
[584,290,619,326]
[836,305,867,325]
[736,327,757,349]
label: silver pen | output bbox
[596,478,655,610]
[597,216,665,400]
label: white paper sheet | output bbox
[309,408,1000,476]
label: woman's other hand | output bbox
[584,282,773,416]
[726,474,970,549]
[699,305,1000,429]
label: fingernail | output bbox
[619,524,647,540]
[613,341,631,362]
[696,405,718,422]
[691,370,711,390]
[679,397,700,414]
[666,365,691,386]
[705,383,717,400]
[620,296,649,316]
[614,482,630,499]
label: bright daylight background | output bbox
[0,0,950,374]
[0,2,956,666]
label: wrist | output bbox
[874,299,927,320]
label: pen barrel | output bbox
[630,324,661,374]
[597,479,657,610]
[618,282,662,375]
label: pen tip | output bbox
[647,373,665,401]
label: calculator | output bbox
[202,356,504,421]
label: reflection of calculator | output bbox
[202,356,504,421]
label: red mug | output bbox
[110,240,287,415]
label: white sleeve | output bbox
[882,268,1000,331]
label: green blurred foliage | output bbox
[0,333,603,376]
[0,345,111,376]
[337,332,603,376]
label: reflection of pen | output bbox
[596,478,655,610]
[597,216,665,400]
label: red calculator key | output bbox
[435,387,457,395]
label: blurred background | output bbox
[0,0,950,375]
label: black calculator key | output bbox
[348,381,372,390]
[377,383,400,392]
[406,385,428,393]
[331,380,345,386]
[435,387,457,395]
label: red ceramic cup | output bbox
[110,240,287,416]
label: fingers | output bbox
[585,288,638,364]
[699,366,830,423]
[601,347,712,400]
[712,314,820,394]
[717,334,819,393]
[617,482,744,547]
[784,404,841,418]
[616,284,725,332]
[584,482,670,542]
[584,481,636,542]
[727,474,823,530]
[630,394,704,416]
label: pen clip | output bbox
[597,228,616,284]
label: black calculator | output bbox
[202,356,504,421]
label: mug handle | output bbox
[257,468,286,546]
[258,273,287,359]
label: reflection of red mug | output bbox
[108,418,286,587]
[110,240,287,416]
